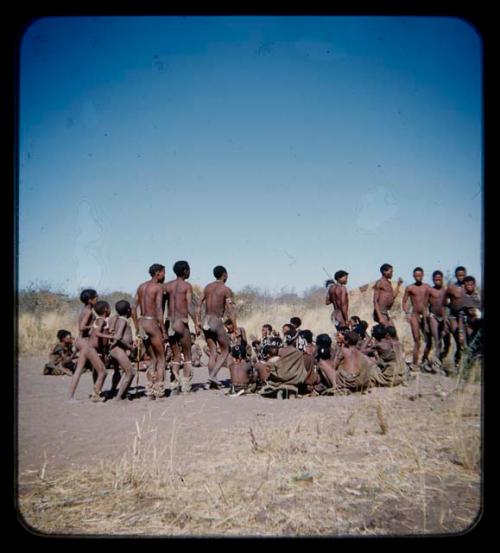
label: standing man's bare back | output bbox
[373,263,403,325]
[132,263,167,399]
[197,265,236,388]
[163,260,200,393]
[325,270,349,332]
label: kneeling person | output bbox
[44,330,76,376]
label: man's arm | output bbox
[373,281,381,319]
[340,287,349,323]
[402,287,411,315]
[197,288,206,326]
[186,284,200,335]
[131,288,140,336]
[155,286,166,340]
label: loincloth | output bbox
[202,314,223,333]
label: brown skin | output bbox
[317,357,338,388]
[197,271,236,383]
[425,273,450,362]
[132,268,167,387]
[164,265,200,383]
[68,296,101,401]
[225,321,247,348]
[373,267,403,325]
[109,307,137,400]
[325,275,349,327]
[402,270,431,366]
[334,342,372,375]
[228,357,253,387]
[446,269,467,365]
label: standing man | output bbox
[446,266,467,369]
[131,263,167,399]
[197,265,237,389]
[325,270,349,333]
[424,270,450,370]
[402,267,431,371]
[164,261,200,394]
[373,263,404,326]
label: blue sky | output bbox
[18,16,483,296]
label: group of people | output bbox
[44,260,482,402]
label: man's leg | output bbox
[85,347,108,401]
[409,315,421,368]
[67,340,89,401]
[210,325,231,382]
[179,326,193,392]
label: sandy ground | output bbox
[17,355,482,537]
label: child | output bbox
[227,343,255,397]
[43,330,76,375]
[108,300,137,400]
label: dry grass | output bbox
[18,375,481,537]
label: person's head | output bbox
[380,263,393,278]
[344,330,361,346]
[262,344,279,360]
[213,265,228,282]
[316,333,332,360]
[115,300,131,317]
[432,270,444,288]
[325,279,335,288]
[80,289,98,306]
[290,317,302,329]
[299,329,313,344]
[385,326,398,339]
[224,319,235,333]
[413,267,424,284]
[282,323,296,335]
[173,260,190,279]
[261,324,273,337]
[252,339,261,350]
[371,324,387,342]
[284,328,297,346]
[353,323,367,339]
[455,266,467,283]
[94,300,111,317]
[463,275,476,294]
[349,316,361,328]
[334,270,349,285]
[149,263,166,282]
[57,329,72,345]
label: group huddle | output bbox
[43,260,482,402]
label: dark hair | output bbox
[173,260,190,277]
[316,334,332,360]
[432,270,443,279]
[380,263,392,274]
[325,279,335,288]
[413,267,424,274]
[463,276,476,284]
[79,289,97,304]
[262,324,273,332]
[353,323,367,339]
[224,318,234,326]
[262,344,278,358]
[385,326,398,338]
[337,325,350,334]
[115,300,131,316]
[299,329,313,344]
[284,328,297,344]
[360,320,369,330]
[231,344,245,360]
[149,263,165,277]
[282,323,296,333]
[350,315,361,325]
[334,270,348,281]
[252,339,261,348]
[455,266,467,275]
[371,324,387,341]
[290,317,302,328]
[94,301,110,316]
[57,329,71,341]
[344,331,360,346]
[213,265,227,279]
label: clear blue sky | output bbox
[19,16,483,296]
